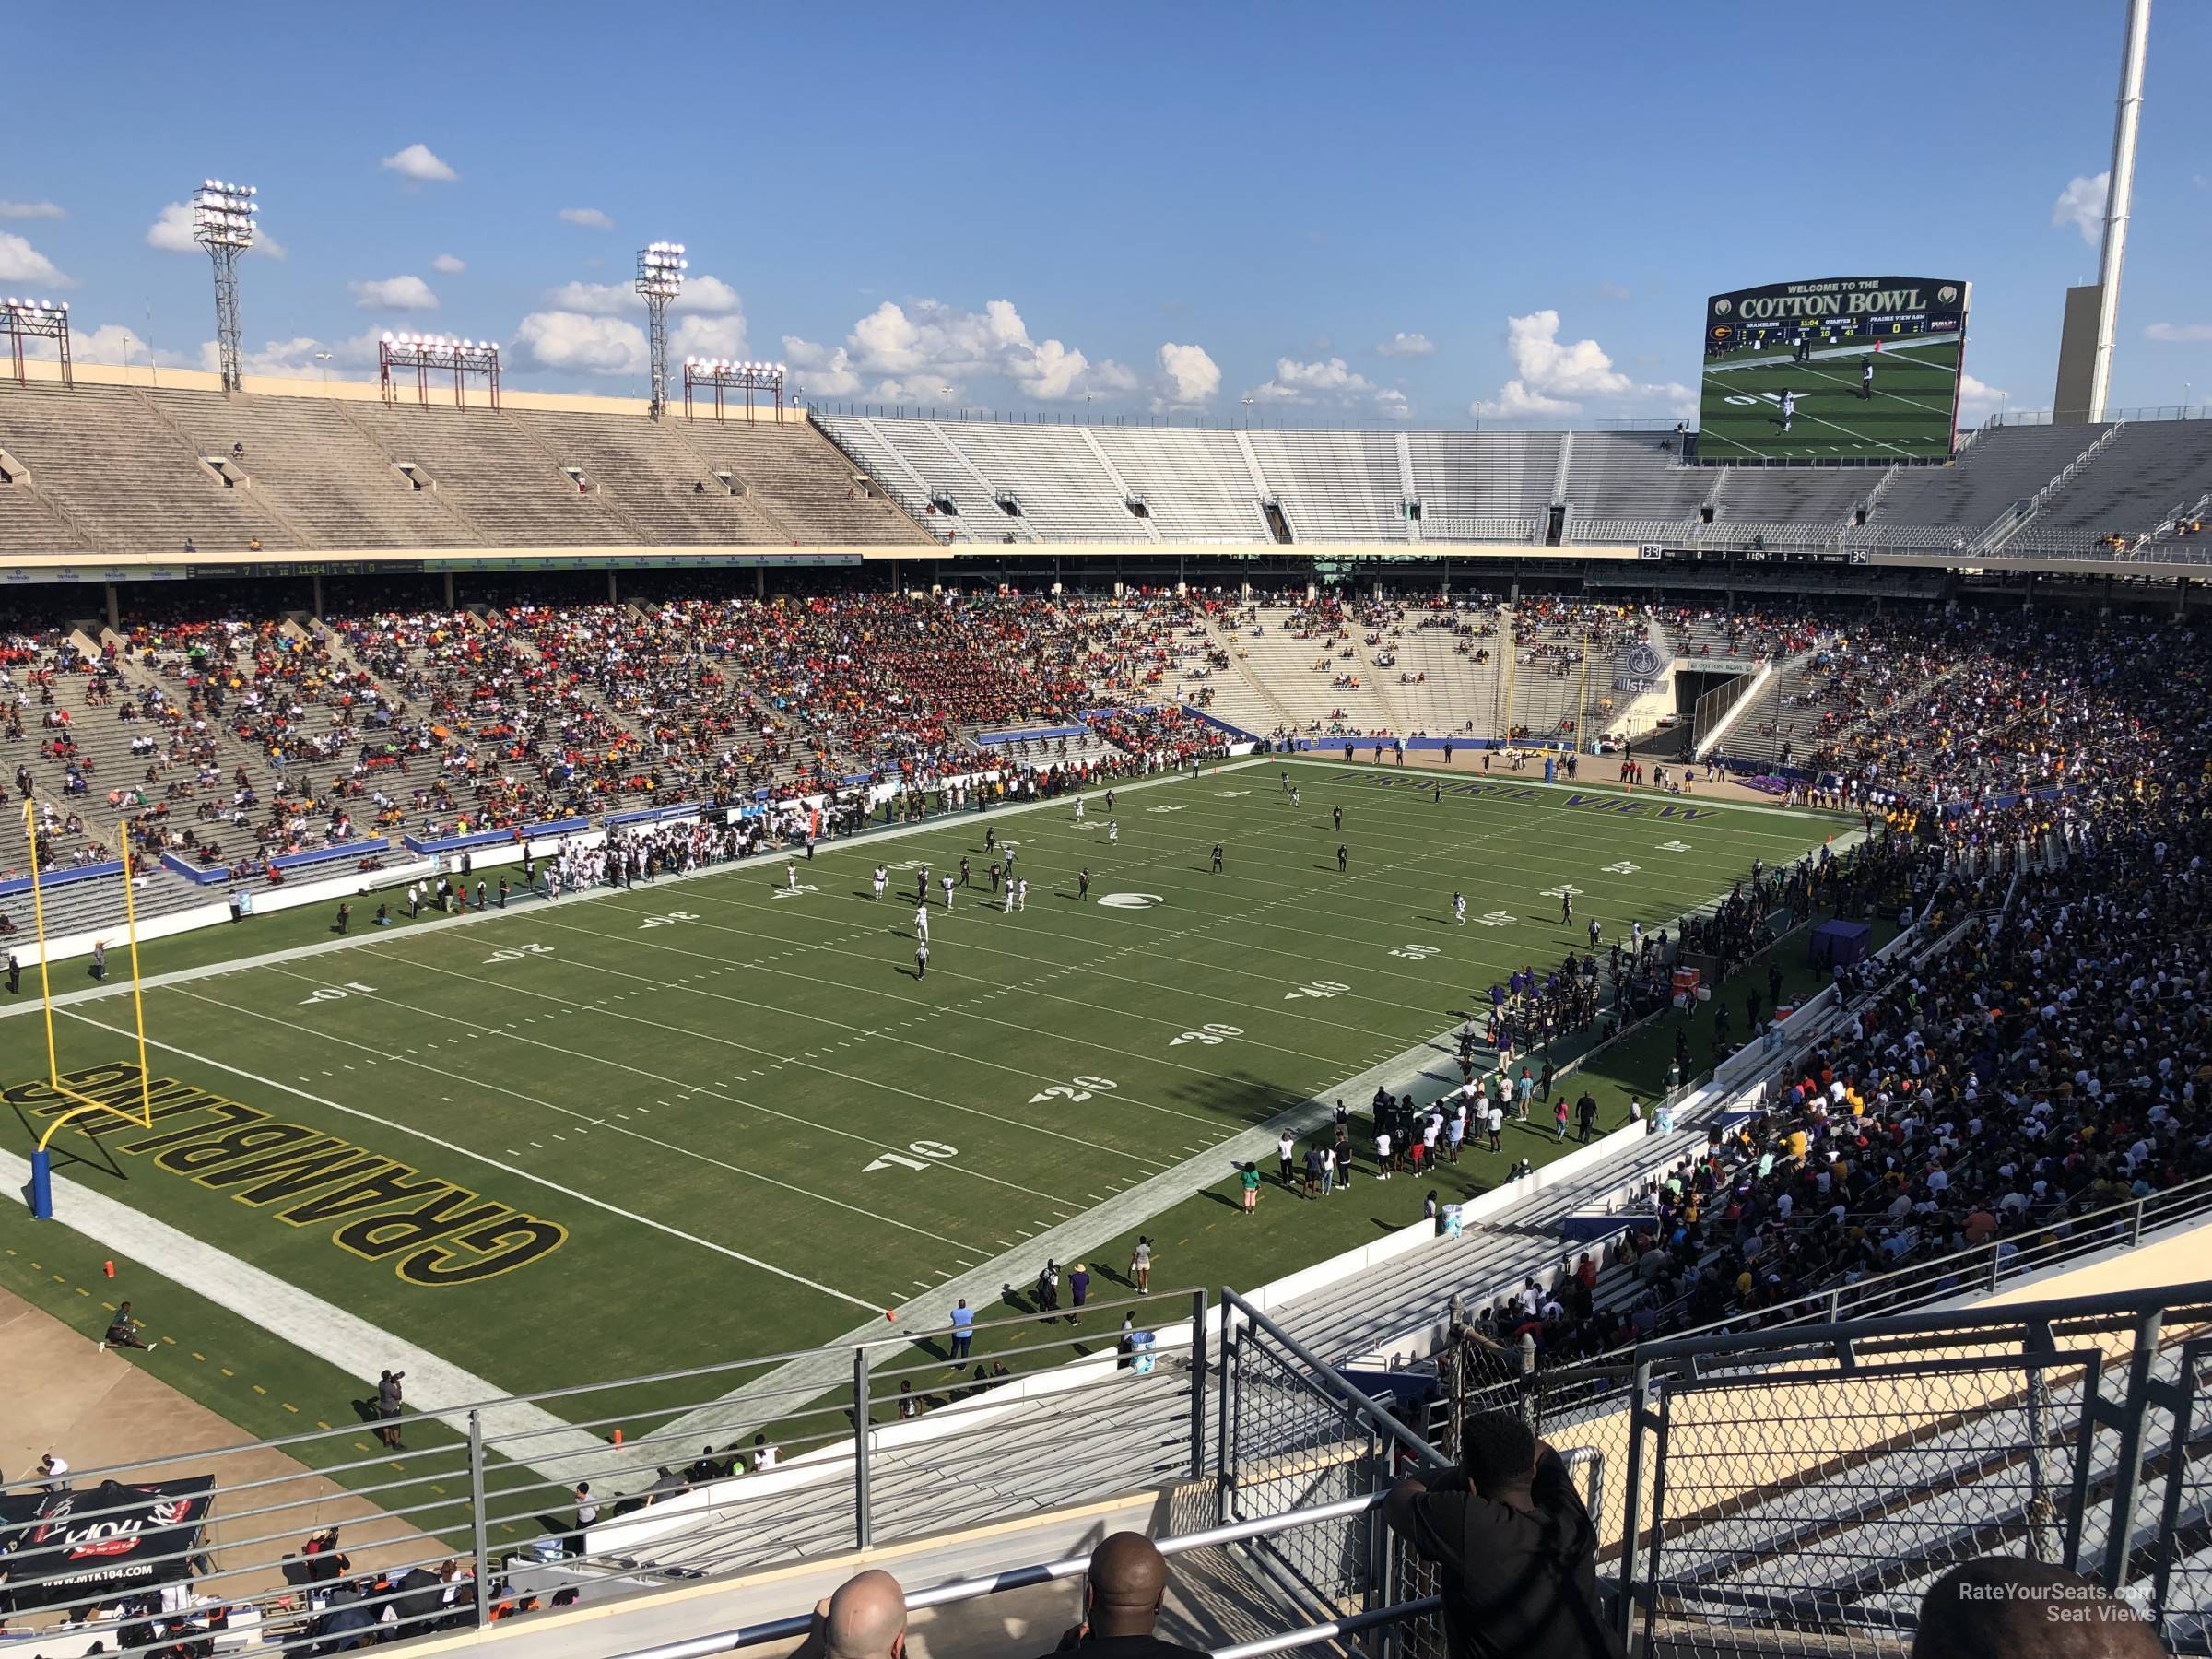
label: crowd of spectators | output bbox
[1445,757,2209,1376]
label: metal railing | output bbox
[1983,403,2209,428]
[1614,1282,2212,1656]
[602,1492,1439,1659]
[0,1286,1469,1659]
[0,1289,1216,1655]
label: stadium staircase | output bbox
[2008,418,2212,556]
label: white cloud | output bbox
[147,202,195,252]
[2145,322,2212,343]
[672,313,749,360]
[382,143,457,183]
[1956,373,2008,419]
[1469,309,1688,418]
[430,253,467,275]
[201,334,379,380]
[558,207,613,229]
[69,324,188,369]
[512,310,646,376]
[780,336,859,396]
[543,271,744,318]
[0,200,64,220]
[678,274,743,314]
[1091,359,1144,396]
[543,279,633,315]
[349,275,440,312]
[1154,342,1220,409]
[1245,355,1410,418]
[782,295,1136,405]
[1373,331,1436,359]
[2053,172,2108,247]
[146,201,283,259]
[1594,281,1633,301]
[0,231,70,288]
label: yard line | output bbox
[56,1007,886,1315]
[246,953,1163,1179]
[197,971,1079,1233]
[467,913,1281,1135]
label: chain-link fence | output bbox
[1612,1284,2212,1659]
[2146,1336,2212,1653]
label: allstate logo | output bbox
[1099,893,1164,910]
[1623,642,1663,679]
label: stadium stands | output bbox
[0,382,935,552]
[8,372,2212,562]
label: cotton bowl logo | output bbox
[1936,285,1958,304]
[1712,298,1734,317]
[1099,893,1164,910]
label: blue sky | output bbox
[4,0,2206,424]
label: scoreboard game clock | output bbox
[1697,276,1971,464]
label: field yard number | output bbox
[1390,943,1441,960]
[1285,979,1351,1001]
[484,943,556,965]
[1602,860,1641,876]
[1215,789,1251,797]
[639,911,700,929]
[1540,884,1584,899]
[1657,840,1692,853]
[1147,803,1188,814]
[1171,1022,1243,1047]
[1030,1075,1118,1104]
[865,1138,959,1173]
[299,981,378,1006]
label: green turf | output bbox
[2,759,1845,1429]
[1697,336,1961,462]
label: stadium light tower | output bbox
[192,179,258,394]
[636,241,687,419]
[3,296,72,389]
[2053,0,2150,424]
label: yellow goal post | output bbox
[18,801,154,1207]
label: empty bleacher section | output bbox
[1862,420,2112,546]
[928,420,1147,541]
[2011,418,2212,553]
[505,408,784,545]
[0,382,934,552]
[7,371,2212,562]
[0,383,299,552]
[152,388,475,548]
[1243,429,1413,542]
[1406,429,1559,537]
[1089,426,1269,541]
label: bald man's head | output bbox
[1913,1559,2165,1659]
[822,1569,906,1659]
[1085,1533,1170,1639]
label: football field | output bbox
[2,758,1841,1414]
[1697,335,1962,461]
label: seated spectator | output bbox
[1040,1533,1208,1659]
[793,1568,907,1659]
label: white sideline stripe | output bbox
[54,1010,884,1319]
[0,1143,614,1487]
[0,756,1253,1025]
